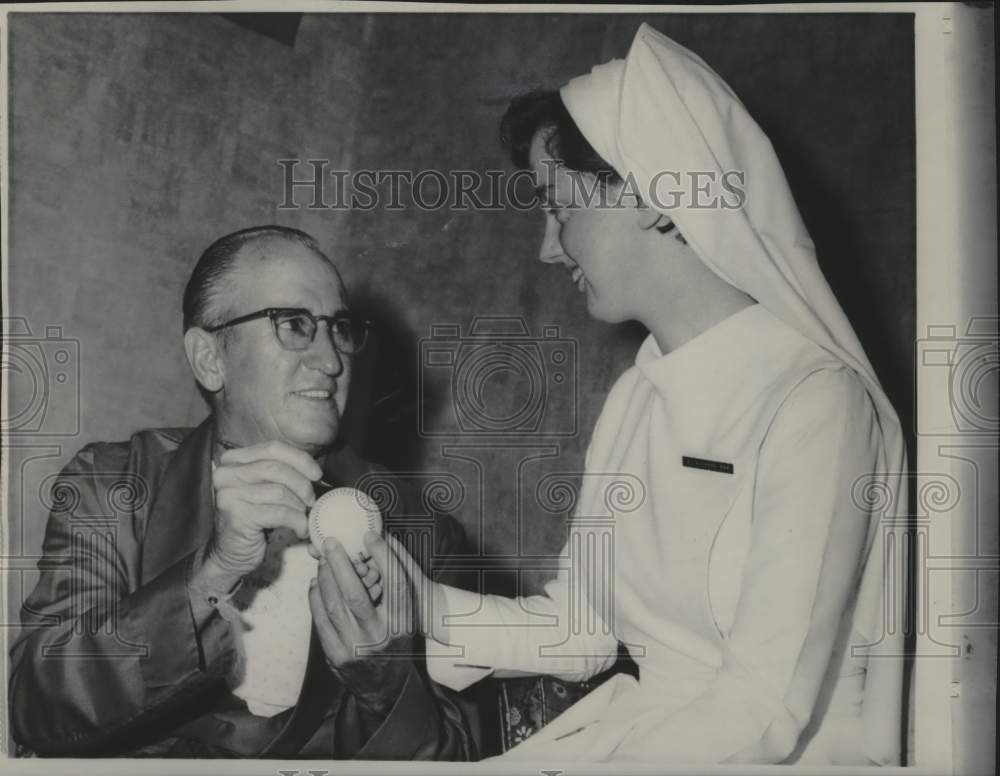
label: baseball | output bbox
[309,487,383,560]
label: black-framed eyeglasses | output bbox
[205,307,371,355]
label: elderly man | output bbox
[9,225,476,759]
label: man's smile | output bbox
[292,388,333,401]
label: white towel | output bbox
[226,527,317,717]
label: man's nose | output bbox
[303,325,345,376]
[537,213,568,265]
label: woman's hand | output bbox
[382,533,448,643]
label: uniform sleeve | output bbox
[424,437,621,691]
[618,368,880,763]
[7,446,237,756]
[425,561,620,690]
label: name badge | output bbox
[682,456,734,475]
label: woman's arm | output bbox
[425,572,621,691]
[409,433,622,691]
[620,367,879,763]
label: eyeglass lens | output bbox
[273,311,365,354]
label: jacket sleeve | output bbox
[309,512,478,760]
[328,654,477,760]
[7,444,237,756]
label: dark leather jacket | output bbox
[8,419,478,759]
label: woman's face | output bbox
[528,130,642,324]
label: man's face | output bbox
[214,238,352,455]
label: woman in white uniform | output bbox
[390,24,908,765]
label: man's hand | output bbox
[193,440,321,594]
[309,532,415,730]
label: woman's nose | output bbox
[537,213,567,265]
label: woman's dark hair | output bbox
[499,90,621,183]
[499,90,682,240]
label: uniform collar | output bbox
[635,303,804,402]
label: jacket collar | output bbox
[140,417,216,585]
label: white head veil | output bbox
[560,23,908,764]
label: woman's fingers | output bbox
[381,532,428,602]
[361,565,381,591]
[354,558,381,590]
[362,531,414,639]
[382,532,444,640]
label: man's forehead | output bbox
[234,234,324,264]
[228,237,347,306]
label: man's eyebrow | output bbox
[282,305,351,318]
[315,305,352,319]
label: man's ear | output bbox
[184,327,226,394]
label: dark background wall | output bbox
[6,11,915,607]
[5,12,373,614]
[346,12,916,593]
